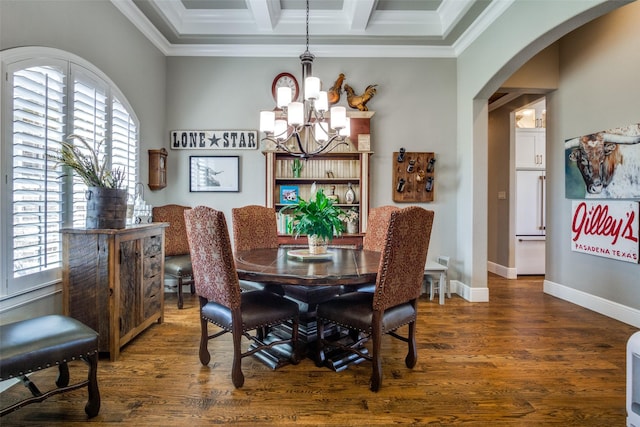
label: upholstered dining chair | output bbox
[362,205,400,252]
[316,206,434,391]
[232,205,279,252]
[184,206,300,388]
[231,205,284,295]
[152,204,194,309]
[348,205,400,293]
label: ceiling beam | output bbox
[111,0,510,58]
[247,0,281,31]
[438,0,475,38]
[344,0,376,31]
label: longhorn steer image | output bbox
[565,132,640,198]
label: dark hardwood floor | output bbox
[1,274,636,426]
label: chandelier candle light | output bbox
[260,0,350,158]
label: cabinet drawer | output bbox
[143,275,162,319]
[144,253,162,278]
[144,234,163,256]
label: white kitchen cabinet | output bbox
[515,128,546,169]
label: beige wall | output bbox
[488,94,546,271]
[546,0,640,310]
[456,0,626,299]
[1,0,638,326]
[163,57,458,266]
[487,43,560,271]
[0,0,167,323]
[502,43,560,91]
[483,0,640,323]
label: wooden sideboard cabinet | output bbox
[62,223,167,361]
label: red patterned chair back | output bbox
[363,205,399,252]
[184,206,241,309]
[231,205,279,252]
[372,207,434,311]
[152,204,191,256]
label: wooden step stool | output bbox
[0,314,100,417]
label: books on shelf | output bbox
[277,212,294,234]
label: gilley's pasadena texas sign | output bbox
[170,130,258,150]
[571,200,639,263]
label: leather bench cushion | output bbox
[0,315,98,380]
[165,254,193,277]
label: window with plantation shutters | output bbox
[1,48,139,297]
[10,64,66,289]
[111,96,138,210]
[69,66,109,228]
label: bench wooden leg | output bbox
[1,353,100,418]
[56,362,69,387]
[21,375,42,397]
[85,351,100,418]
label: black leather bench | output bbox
[0,315,100,418]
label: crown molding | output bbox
[112,0,509,59]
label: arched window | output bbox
[1,48,139,297]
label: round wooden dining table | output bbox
[234,247,381,287]
[235,246,382,370]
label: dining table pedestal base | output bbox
[249,285,368,371]
[250,324,368,372]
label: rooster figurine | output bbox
[344,83,378,111]
[327,73,345,105]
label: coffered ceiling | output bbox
[113,0,512,57]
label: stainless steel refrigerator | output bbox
[515,170,546,275]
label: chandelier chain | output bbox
[258,0,349,158]
[305,0,310,52]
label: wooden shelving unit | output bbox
[264,112,374,246]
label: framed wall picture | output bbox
[565,122,640,199]
[189,156,239,192]
[280,186,299,204]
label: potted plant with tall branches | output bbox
[52,134,127,229]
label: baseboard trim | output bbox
[487,261,517,279]
[544,279,640,328]
[452,280,489,302]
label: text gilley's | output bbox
[571,201,639,263]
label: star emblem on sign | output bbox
[208,134,221,147]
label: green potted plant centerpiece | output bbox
[52,134,127,229]
[281,183,345,254]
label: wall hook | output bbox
[427,157,436,173]
[425,177,434,192]
[406,159,416,173]
[397,148,406,163]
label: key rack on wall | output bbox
[392,150,435,203]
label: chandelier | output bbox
[259,0,350,159]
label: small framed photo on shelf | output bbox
[189,156,239,192]
[280,186,299,204]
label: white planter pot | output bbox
[307,235,328,254]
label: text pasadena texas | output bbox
[572,242,637,261]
